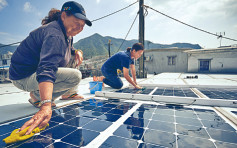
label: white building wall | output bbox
[144,49,188,74]
[0,53,12,67]
[187,50,237,73]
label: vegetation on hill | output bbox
[73,33,202,59]
[0,33,202,59]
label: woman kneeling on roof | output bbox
[97,43,144,89]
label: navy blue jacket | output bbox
[9,19,72,83]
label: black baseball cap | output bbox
[61,1,92,26]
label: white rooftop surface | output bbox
[0,72,237,125]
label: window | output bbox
[2,60,7,65]
[168,56,176,65]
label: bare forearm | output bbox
[124,75,137,87]
[20,81,53,135]
[130,65,137,84]
[38,82,53,101]
[131,70,137,84]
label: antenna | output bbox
[217,32,225,47]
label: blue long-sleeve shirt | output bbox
[9,19,72,83]
[101,51,134,74]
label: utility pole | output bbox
[107,39,112,57]
[138,0,146,78]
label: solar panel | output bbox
[231,111,237,116]
[198,88,237,100]
[116,88,154,94]
[100,103,237,148]
[153,87,198,97]
[116,87,198,98]
[0,99,136,147]
[96,86,237,108]
[1,99,236,148]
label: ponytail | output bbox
[41,8,61,25]
[126,47,132,52]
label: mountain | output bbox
[73,33,202,59]
[0,44,18,55]
[0,33,202,58]
[145,42,202,49]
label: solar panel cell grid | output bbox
[0,98,236,148]
[198,88,237,100]
[102,103,237,148]
[116,87,199,98]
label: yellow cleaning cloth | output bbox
[3,124,49,144]
[117,69,122,74]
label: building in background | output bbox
[144,48,190,74]
[0,52,12,82]
[144,47,237,74]
[185,47,237,73]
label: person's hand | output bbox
[135,85,142,89]
[75,50,83,66]
[18,103,52,135]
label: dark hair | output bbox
[41,8,74,25]
[127,43,144,52]
[41,8,61,25]
[126,47,132,52]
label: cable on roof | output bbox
[116,12,139,53]
[143,5,237,42]
[91,0,138,22]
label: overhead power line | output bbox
[0,1,139,49]
[116,12,139,53]
[143,5,237,42]
[0,41,22,48]
[91,1,138,22]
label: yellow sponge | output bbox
[3,124,49,144]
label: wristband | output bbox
[39,100,51,107]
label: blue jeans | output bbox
[101,66,123,89]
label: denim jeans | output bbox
[11,56,81,101]
[101,66,123,89]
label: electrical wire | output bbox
[0,1,139,49]
[0,41,22,48]
[91,1,138,22]
[143,5,237,42]
[116,12,139,53]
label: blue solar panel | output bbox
[1,99,236,148]
[115,87,198,98]
[116,88,154,94]
[153,87,197,97]
[0,99,136,147]
[231,111,237,116]
[101,104,237,148]
[198,88,237,100]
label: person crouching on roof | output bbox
[97,43,144,89]
[9,1,92,135]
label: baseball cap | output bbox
[61,1,92,26]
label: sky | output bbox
[0,0,237,49]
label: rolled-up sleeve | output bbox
[36,35,65,83]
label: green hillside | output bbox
[0,44,18,55]
[0,33,202,59]
[73,33,202,59]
